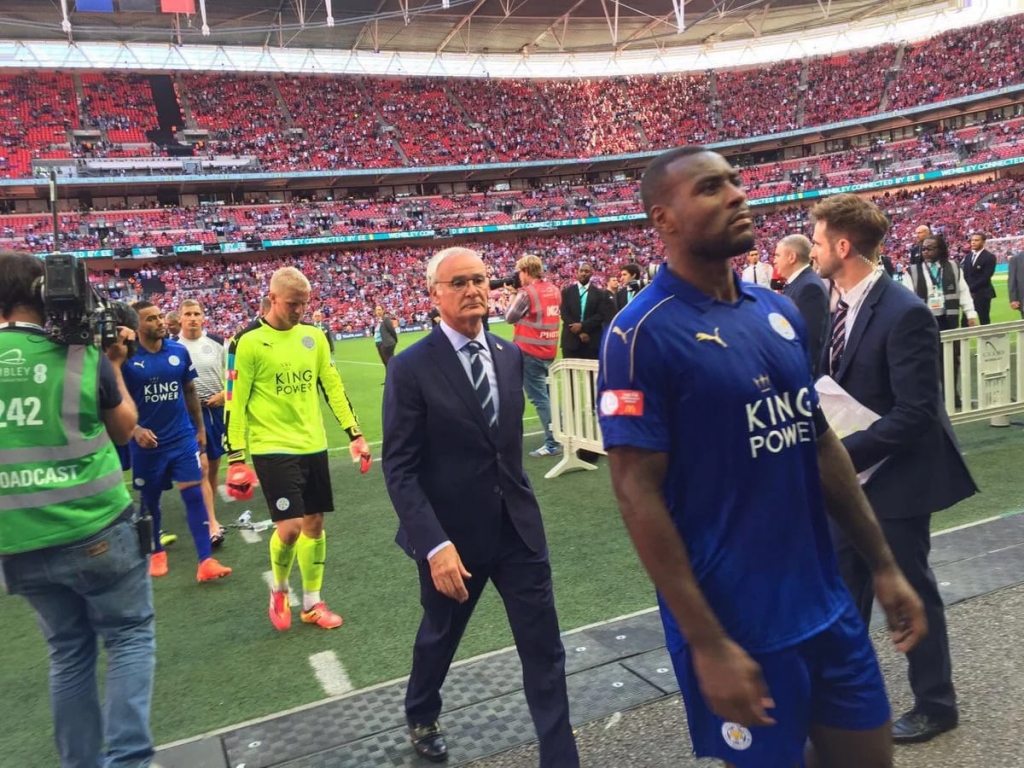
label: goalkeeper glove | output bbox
[226,452,256,500]
[347,430,372,474]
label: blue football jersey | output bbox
[122,339,199,447]
[598,264,848,654]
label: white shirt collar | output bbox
[788,264,810,282]
[839,268,882,307]
[439,319,487,353]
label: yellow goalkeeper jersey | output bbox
[225,319,361,457]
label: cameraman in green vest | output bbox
[0,252,155,768]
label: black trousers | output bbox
[376,343,395,367]
[964,296,991,325]
[834,515,957,719]
[405,512,579,768]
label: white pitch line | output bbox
[308,651,354,697]
[239,528,262,544]
[334,359,386,367]
[261,571,300,606]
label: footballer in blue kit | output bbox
[599,147,926,768]
[122,302,232,583]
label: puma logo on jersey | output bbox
[695,328,727,348]
[611,326,634,344]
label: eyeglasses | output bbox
[435,275,487,291]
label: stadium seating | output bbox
[79,73,157,145]
[3,15,1024,176]
[0,73,77,178]
[4,118,1022,254]
[65,173,1023,340]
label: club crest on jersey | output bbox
[168,355,181,366]
[768,312,796,341]
[276,498,290,512]
[302,336,315,350]
[721,722,752,751]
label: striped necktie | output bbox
[464,341,497,427]
[829,300,849,376]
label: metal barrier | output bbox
[942,319,1024,426]
[545,359,602,479]
[543,320,1024,478]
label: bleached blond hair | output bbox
[270,266,311,294]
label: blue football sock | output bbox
[180,484,212,563]
[140,489,164,553]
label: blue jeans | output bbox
[522,353,559,450]
[1,510,156,768]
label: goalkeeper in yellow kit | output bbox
[224,267,371,630]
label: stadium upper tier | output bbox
[84,175,1024,337]
[2,14,1023,179]
[4,116,1023,255]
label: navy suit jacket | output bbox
[821,275,976,519]
[382,325,547,563]
[963,248,997,299]
[783,267,830,377]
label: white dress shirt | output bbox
[838,268,884,344]
[742,262,773,288]
[428,320,501,561]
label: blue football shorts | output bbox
[665,596,890,767]
[201,406,226,461]
[130,436,203,491]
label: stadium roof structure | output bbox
[1,0,967,56]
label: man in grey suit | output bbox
[775,233,830,377]
[1008,251,1024,319]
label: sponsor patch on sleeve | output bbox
[599,390,645,417]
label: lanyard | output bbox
[840,268,884,320]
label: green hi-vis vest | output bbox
[0,333,131,555]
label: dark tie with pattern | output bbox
[464,341,497,427]
[829,300,849,376]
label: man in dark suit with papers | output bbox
[813,194,977,746]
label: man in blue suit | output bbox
[382,246,580,767]
[813,194,977,746]
[775,233,830,377]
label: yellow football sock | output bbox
[269,530,297,591]
[296,532,326,594]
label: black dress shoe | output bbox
[892,710,958,744]
[409,721,448,763]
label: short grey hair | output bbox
[426,247,481,288]
[778,234,812,264]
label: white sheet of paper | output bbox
[815,375,886,485]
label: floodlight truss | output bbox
[673,0,686,33]
[436,0,488,53]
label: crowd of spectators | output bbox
[888,14,1024,111]
[76,173,1024,342]
[78,73,157,144]
[2,15,1024,178]
[4,117,1022,254]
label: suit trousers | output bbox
[377,342,396,367]
[405,511,580,768]
[834,515,957,719]
[964,296,991,326]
